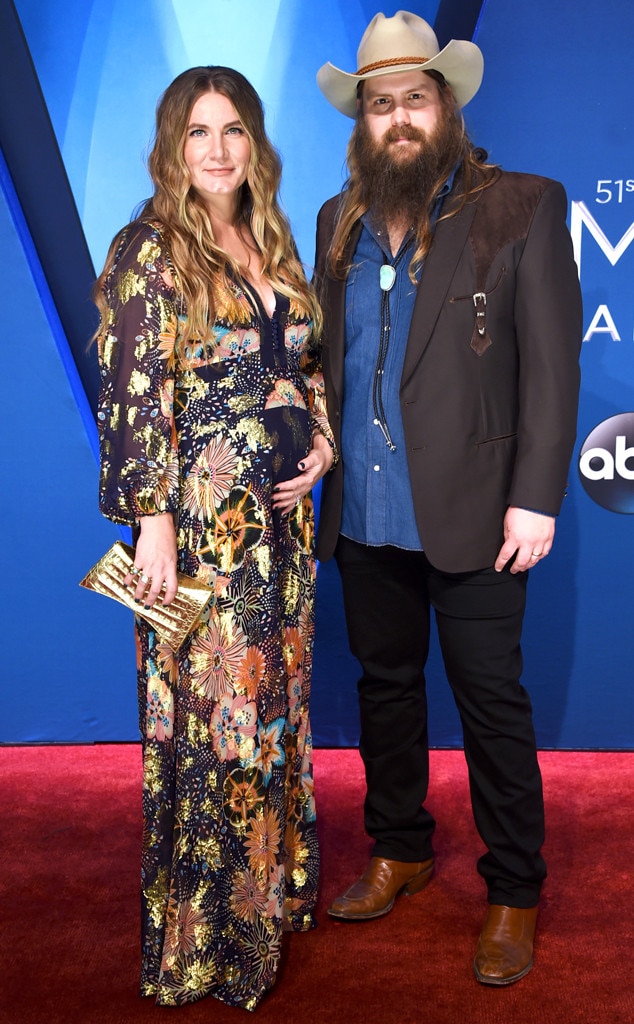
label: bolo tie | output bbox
[373,245,409,452]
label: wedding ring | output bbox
[140,574,150,583]
[130,566,141,575]
[295,497,301,507]
[530,552,540,559]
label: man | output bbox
[314,11,582,986]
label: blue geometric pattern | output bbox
[3,0,633,746]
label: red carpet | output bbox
[1,746,632,1023]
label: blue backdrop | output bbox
[2,0,632,747]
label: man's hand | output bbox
[494,506,555,574]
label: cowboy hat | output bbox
[317,10,484,117]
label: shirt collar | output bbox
[439,163,459,198]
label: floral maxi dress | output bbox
[97,223,330,1010]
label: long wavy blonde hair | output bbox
[328,70,498,282]
[94,66,321,345]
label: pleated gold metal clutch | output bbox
[79,541,215,651]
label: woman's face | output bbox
[183,90,251,208]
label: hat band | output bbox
[356,55,430,76]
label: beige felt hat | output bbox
[317,10,484,117]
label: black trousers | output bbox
[335,535,546,907]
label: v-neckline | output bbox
[239,275,278,322]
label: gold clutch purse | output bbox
[79,541,215,651]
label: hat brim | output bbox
[317,39,484,117]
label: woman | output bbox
[94,66,335,1010]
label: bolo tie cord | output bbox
[373,246,409,452]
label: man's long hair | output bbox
[94,66,321,348]
[328,71,498,282]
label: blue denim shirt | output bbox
[340,178,454,550]
[341,218,423,548]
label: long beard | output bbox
[353,112,465,230]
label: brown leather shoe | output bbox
[327,856,434,920]
[474,904,539,985]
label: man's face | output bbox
[361,69,444,157]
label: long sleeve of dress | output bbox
[297,319,337,458]
[97,225,180,525]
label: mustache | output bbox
[382,124,428,145]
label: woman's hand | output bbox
[124,513,179,607]
[271,432,334,515]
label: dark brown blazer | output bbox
[315,169,583,572]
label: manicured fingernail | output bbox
[299,461,305,470]
[134,599,140,604]
[144,605,151,610]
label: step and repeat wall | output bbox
[2,0,632,746]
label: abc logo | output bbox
[578,412,634,513]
